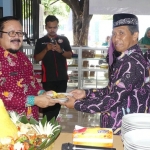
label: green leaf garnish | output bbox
[40,115,47,126]
[29,117,38,125]
[19,115,29,124]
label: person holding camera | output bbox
[34,15,72,121]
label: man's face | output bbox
[112,26,138,52]
[146,30,150,38]
[45,21,58,37]
[0,20,23,53]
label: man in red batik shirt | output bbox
[0,16,57,120]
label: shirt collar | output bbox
[117,44,140,60]
[46,34,58,39]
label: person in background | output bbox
[140,27,150,68]
[34,15,72,121]
[0,16,57,120]
[60,13,150,135]
[139,27,150,49]
[102,36,110,46]
[144,49,150,74]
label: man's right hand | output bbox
[69,89,86,100]
[34,95,57,108]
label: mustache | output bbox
[10,39,21,42]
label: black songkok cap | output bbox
[113,13,138,28]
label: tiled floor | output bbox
[56,106,101,133]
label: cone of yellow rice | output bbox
[0,99,18,138]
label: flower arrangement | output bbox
[0,110,61,150]
[9,112,61,150]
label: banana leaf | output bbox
[44,127,62,148]
[37,138,48,149]
[29,117,38,125]
[19,115,29,124]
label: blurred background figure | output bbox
[139,27,150,49]
[34,15,72,121]
[102,35,110,46]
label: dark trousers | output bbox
[42,80,67,121]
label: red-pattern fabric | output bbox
[0,46,43,120]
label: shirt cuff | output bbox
[38,90,45,95]
[85,89,94,98]
[26,95,35,107]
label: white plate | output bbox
[47,93,73,103]
[122,113,150,126]
[124,129,150,148]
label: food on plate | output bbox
[0,99,18,138]
[52,93,67,99]
[51,91,68,99]
[16,122,37,135]
[52,91,58,97]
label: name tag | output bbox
[10,72,18,76]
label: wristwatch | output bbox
[61,49,65,54]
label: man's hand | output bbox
[69,89,86,100]
[52,40,63,53]
[43,90,54,95]
[45,43,53,51]
[34,95,57,108]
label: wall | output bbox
[0,0,2,7]
[0,0,13,17]
[90,0,150,15]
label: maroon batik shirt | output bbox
[0,46,43,120]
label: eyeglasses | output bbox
[0,30,25,37]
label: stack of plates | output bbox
[124,129,150,150]
[121,113,150,141]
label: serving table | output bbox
[52,132,123,150]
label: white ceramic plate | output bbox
[122,113,150,126]
[124,129,150,148]
[47,93,73,103]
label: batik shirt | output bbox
[0,46,43,120]
[74,44,150,135]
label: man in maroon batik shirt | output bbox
[0,16,57,120]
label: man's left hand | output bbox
[52,41,62,53]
